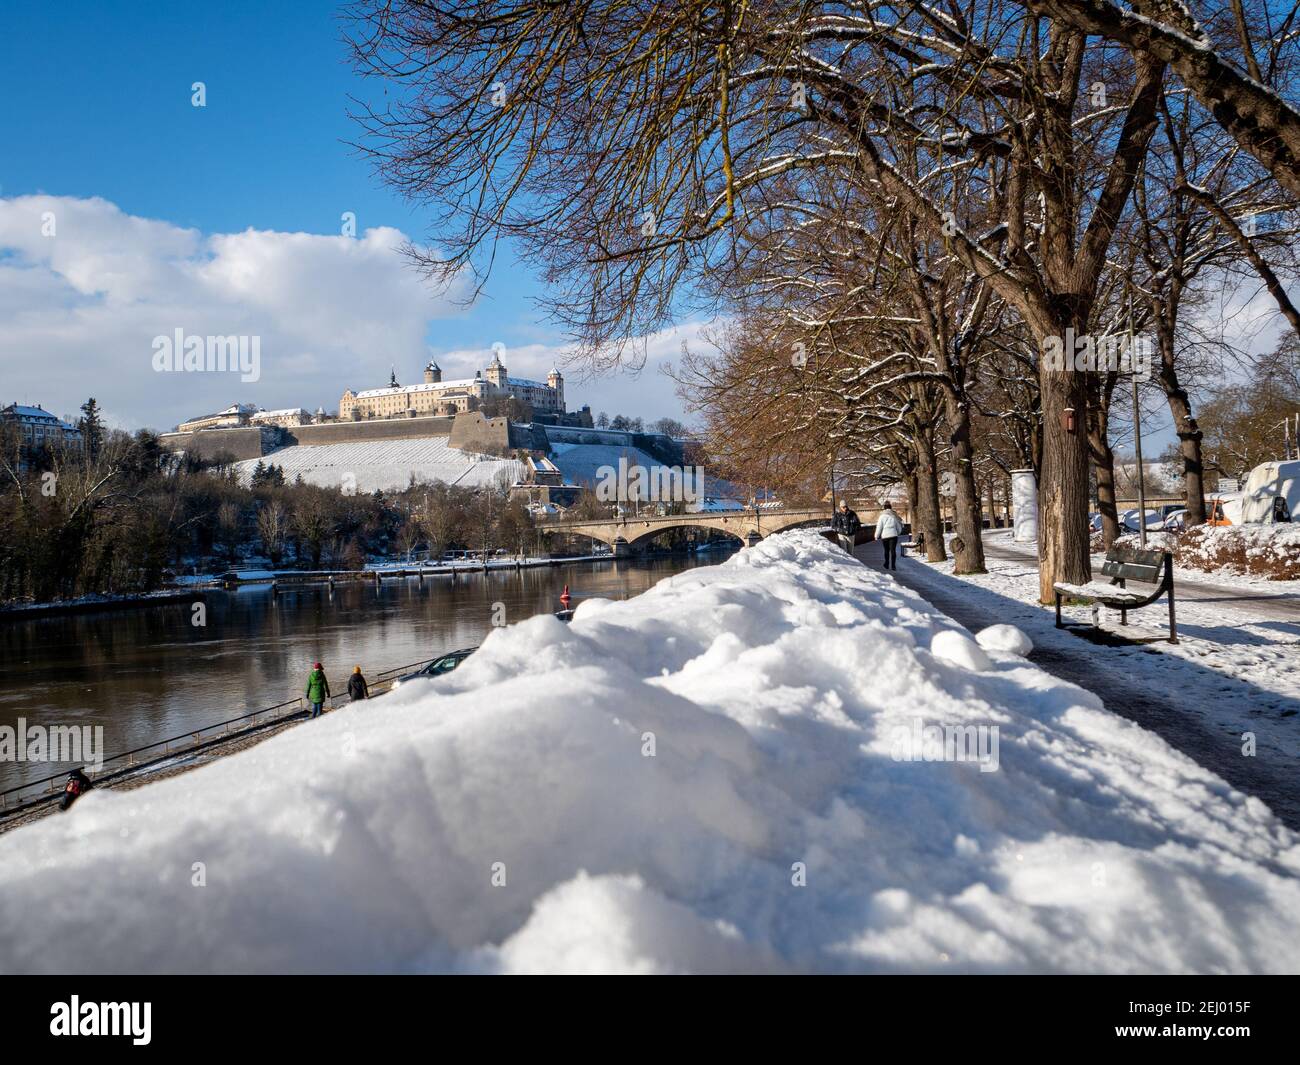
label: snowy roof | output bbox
[351,380,480,399]
[251,408,310,419]
[185,403,258,421]
[350,376,554,400]
[4,404,62,422]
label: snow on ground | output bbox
[232,438,524,493]
[905,531,1300,779]
[1116,524,1300,583]
[1,530,1298,974]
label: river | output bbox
[0,549,737,793]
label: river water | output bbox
[0,550,736,792]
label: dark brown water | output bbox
[0,550,736,792]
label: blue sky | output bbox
[0,0,691,428]
[3,1,1273,458]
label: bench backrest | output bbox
[1101,545,1167,585]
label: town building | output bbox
[250,408,312,429]
[177,403,260,433]
[0,403,83,452]
[339,353,565,421]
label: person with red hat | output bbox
[305,661,330,718]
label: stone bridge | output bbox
[539,507,841,555]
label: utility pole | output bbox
[1130,294,1148,547]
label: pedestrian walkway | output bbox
[877,542,1300,831]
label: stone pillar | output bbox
[612,537,631,558]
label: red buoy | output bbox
[560,584,572,606]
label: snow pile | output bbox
[231,438,523,493]
[975,624,1033,656]
[1,530,1298,974]
[1117,524,1300,580]
[929,629,992,671]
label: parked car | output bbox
[1153,508,1187,531]
[1205,494,1240,526]
[394,647,478,686]
[1238,459,1300,523]
[1119,508,1162,533]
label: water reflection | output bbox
[0,550,736,790]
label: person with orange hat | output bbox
[347,666,370,702]
[305,661,330,718]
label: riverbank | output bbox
[0,551,735,796]
[3,530,1297,974]
[0,588,204,621]
[0,551,621,617]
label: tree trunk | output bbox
[944,394,986,573]
[903,467,920,531]
[1093,438,1119,548]
[1158,361,1207,526]
[1037,358,1092,603]
[912,432,948,562]
[1086,376,1121,547]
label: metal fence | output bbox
[0,655,437,821]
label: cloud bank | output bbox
[0,195,700,431]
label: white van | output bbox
[1238,460,1300,523]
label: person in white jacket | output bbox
[875,501,904,570]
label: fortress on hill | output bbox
[340,351,565,420]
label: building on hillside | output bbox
[177,403,260,432]
[0,404,83,459]
[509,455,583,509]
[250,408,312,429]
[339,354,566,421]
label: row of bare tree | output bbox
[346,0,1300,600]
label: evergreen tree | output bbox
[78,398,105,463]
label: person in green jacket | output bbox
[305,662,330,718]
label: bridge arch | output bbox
[621,522,745,551]
[539,507,835,555]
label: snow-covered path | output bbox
[2,531,1298,974]
[888,533,1300,829]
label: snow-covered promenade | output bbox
[1,531,1297,974]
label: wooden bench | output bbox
[1053,545,1177,644]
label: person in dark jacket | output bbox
[59,767,93,812]
[347,666,369,702]
[305,662,330,718]
[831,499,861,551]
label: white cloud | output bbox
[0,194,701,431]
[0,194,469,429]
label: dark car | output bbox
[396,647,478,685]
[393,609,574,687]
